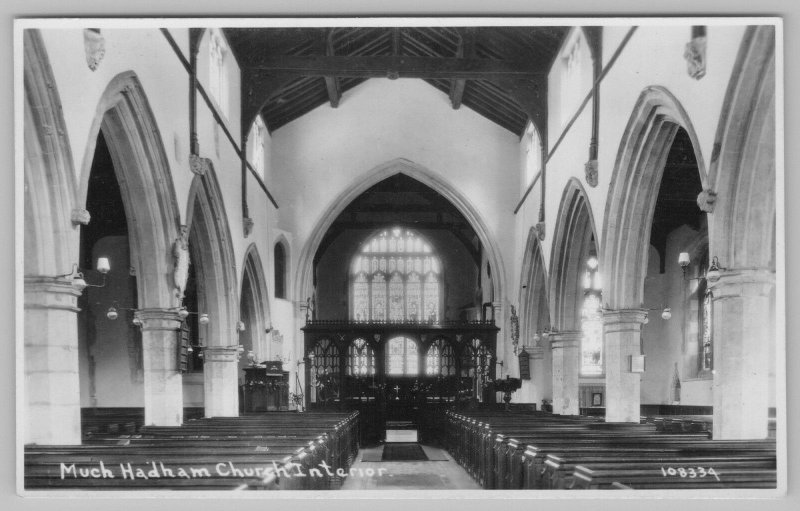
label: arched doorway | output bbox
[549,178,600,416]
[517,227,552,406]
[239,244,272,374]
[602,86,707,423]
[185,167,239,418]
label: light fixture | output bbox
[199,313,210,325]
[678,252,691,279]
[661,308,672,320]
[106,307,118,320]
[52,259,111,291]
[236,321,246,332]
[178,307,190,320]
[587,256,599,270]
[706,256,723,283]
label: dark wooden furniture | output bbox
[242,363,289,412]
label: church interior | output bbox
[20,21,781,492]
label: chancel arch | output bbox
[517,227,552,405]
[185,166,239,418]
[548,178,600,416]
[296,159,507,320]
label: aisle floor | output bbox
[340,444,481,490]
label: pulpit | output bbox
[242,362,289,412]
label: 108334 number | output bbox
[660,467,720,481]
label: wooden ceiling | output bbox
[223,26,570,136]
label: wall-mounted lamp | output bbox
[236,321,246,332]
[643,307,672,323]
[706,256,724,283]
[678,252,691,279]
[53,258,111,291]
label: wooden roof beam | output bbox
[450,28,476,109]
[323,29,340,108]
[246,54,543,80]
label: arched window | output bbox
[426,337,455,376]
[523,122,542,189]
[581,252,603,376]
[347,338,375,376]
[274,242,286,299]
[694,251,713,373]
[386,337,418,375]
[350,228,441,322]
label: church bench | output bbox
[494,432,712,489]
[521,441,776,490]
[543,453,776,490]
[570,464,777,489]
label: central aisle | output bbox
[340,444,481,490]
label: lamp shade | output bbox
[96,257,111,274]
[199,313,210,325]
[71,276,87,291]
[661,308,672,320]
[678,252,691,267]
[106,307,118,320]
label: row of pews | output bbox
[441,410,776,490]
[25,412,359,491]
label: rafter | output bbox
[450,28,476,109]
[246,54,543,80]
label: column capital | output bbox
[710,268,775,299]
[525,345,545,360]
[602,308,648,331]
[203,346,242,363]
[24,276,82,312]
[134,308,183,331]
[549,330,582,349]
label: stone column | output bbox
[203,346,241,417]
[711,269,775,439]
[603,309,648,423]
[24,277,82,445]
[528,345,547,405]
[136,309,184,426]
[550,331,582,415]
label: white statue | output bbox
[173,225,190,301]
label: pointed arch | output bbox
[519,227,551,341]
[186,164,238,347]
[296,158,506,311]
[602,86,707,309]
[79,71,181,309]
[708,26,776,270]
[549,178,599,331]
[23,29,78,276]
[240,244,271,361]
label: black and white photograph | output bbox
[14,11,787,501]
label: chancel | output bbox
[20,19,781,493]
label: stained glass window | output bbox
[347,338,375,376]
[406,273,422,321]
[389,274,404,320]
[350,228,442,322]
[387,337,418,375]
[581,255,604,376]
[371,273,386,321]
[353,274,369,322]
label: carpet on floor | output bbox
[381,443,429,461]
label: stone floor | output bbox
[340,444,481,490]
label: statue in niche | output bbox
[172,225,190,302]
